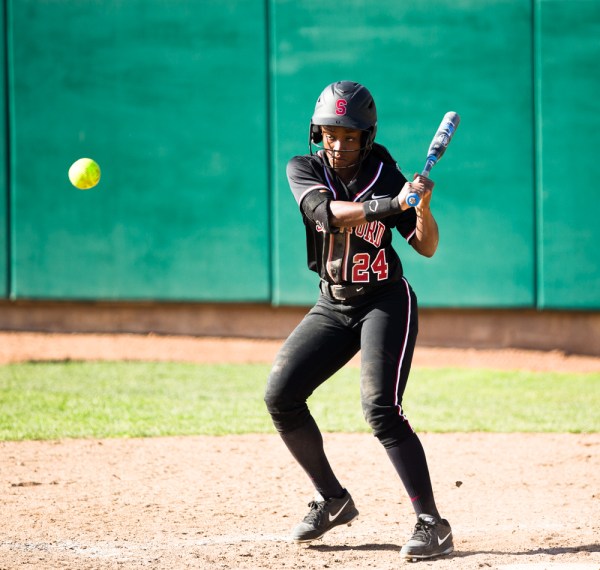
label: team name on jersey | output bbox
[316,220,385,248]
[349,221,386,248]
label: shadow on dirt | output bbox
[310,543,600,558]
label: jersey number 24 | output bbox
[352,250,388,282]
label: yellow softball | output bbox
[68,158,101,190]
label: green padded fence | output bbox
[8,0,270,301]
[2,0,599,309]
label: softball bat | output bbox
[406,111,461,207]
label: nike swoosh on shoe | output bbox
[437,531,452,546]
[328,500,350,522]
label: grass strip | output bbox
[0,361,597,440]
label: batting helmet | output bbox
[310,81,377,149]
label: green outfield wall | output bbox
[2,0,599,310]
[0,1,7,299]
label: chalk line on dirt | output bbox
[498,562,600,570]
[0,534,289,559]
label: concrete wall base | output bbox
[0,301,598,356]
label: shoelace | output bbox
[302,500,327,524]
[411,520,435,542]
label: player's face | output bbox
[321,126,363,171]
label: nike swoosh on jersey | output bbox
[371,194,390,199]
[437,531,452,546]
[328,499,350,522]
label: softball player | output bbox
[264,81,453,560]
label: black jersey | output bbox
[287,144,417,286]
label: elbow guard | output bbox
[301,191,333,233]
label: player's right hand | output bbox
[407,174,435,209]
[399,181,419,210]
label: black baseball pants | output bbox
[265,278,418,448]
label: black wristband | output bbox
[363,196,401,222]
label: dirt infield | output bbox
[0,332,599,569]
[1,331,599,372]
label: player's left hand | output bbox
[412,173,434,210]
[398,174,435,210]
[413,173,434,191]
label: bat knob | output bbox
[406,192,420,208]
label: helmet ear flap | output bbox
[362,126,377,150]
[310,123,322,144]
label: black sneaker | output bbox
[400,514,454,560]
[290,490,359,543]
